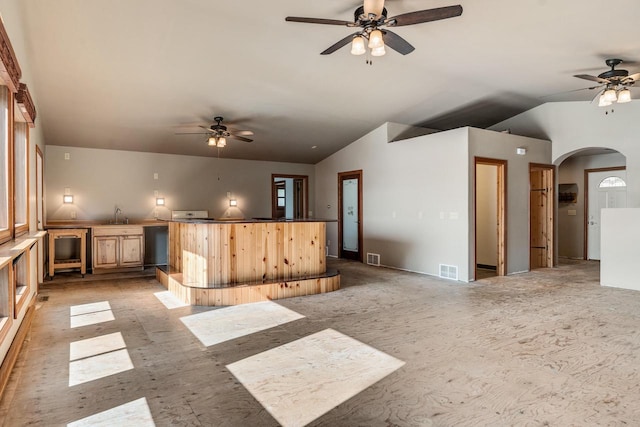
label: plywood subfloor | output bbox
[2,259,640,426]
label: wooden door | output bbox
[338,170,363,262]
[93,236,118,268]
[529,164,555,269]
[271,174,308,219]
[120,235,143,266]
[273,181,286,219]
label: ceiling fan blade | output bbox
[381,30,415,55]
[574,74,610,84]
[175,132,210,135]
[321,32,361,55]
[386,5,463,27]
[623,72,640,83]
[229,129,254,136]
[539,85,603,99]
[228,134,253,143]
[285,16,353,26]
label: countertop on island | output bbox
[168,218,337,224]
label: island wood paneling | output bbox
[156,269,340,307]
[169,221,326,287]
[161,221,338,306]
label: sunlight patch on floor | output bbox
[70,301,115,328]
[70,332,126,361]
[69,349,134,387]
[180,300,304,347]
[227,328,405,427]
[67,397,155,427]
[154,291,189,309]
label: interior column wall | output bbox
[468,128,552,275]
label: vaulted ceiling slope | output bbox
[15,0,640,164]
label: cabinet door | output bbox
[94,236,119,268]
[120,235,143,267]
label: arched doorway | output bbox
[556,148,626,261]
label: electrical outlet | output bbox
[64,153,70,160]
[154,190,158,196]
[154,209,158,218]
[154,173,158,180]
[70,211,76,219]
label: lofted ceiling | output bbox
[15,0,640,164]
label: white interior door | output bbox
[587,170,627,260]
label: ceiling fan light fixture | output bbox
[371,45,386,57]
[603,88,618,103]
[368,29,384,49]
[617,88,632,103]
[217,137,227,147]
[598,94,612,107]
[364,0,385,17]
[351,36,366,55]
[208,136,217,146]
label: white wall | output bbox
[601,208,640,290]
[476,164,497,266]
[468,128,552,275]
[45,146,315,222]
[315,124,551,281]
[315,124,471,280]
[490,101,640,205]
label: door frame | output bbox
[529,163,555,269]
[338,170,363,262]
[271,174,308,219]
[583,166,626,260]
[474,157,507,278]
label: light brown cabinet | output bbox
[92,226,144,272]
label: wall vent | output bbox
[367,253,381,266]
[439,264,458,281]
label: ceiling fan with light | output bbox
[574,59,640,107]
[285,0,462,59]
[175,116,253,148]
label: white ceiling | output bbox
[17,0,640,164]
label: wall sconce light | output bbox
[229,199,237,207]
[63,195,74,204]
[516,147,527,156]
[156,197,165,206]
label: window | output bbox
[13,120,28,235]
[277,188,286,207]
[0,86,10,244]
[599,176,626,188]
[0,262,11,341]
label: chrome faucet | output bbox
[114,207,122,224]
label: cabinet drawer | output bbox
[93,226,143,236]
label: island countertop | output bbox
[167,217,337,224]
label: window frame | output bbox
[13,116,28,237]
[0,87,13,245]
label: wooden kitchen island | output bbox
[156,219,340,306]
